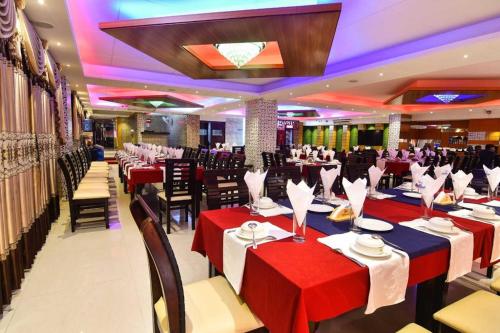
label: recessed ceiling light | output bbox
[238,95,242,98]
[325,84,330,88]
[56,42,61,46]
[430,111,433,114]
[195,90,199,94]
[75,84,79,88]
[463,54,469,59]
[289,92,293,96]
[144,85,148,88]
[379,72,384,77]
[469,108,473,112]
[372,110,376,113]
[38,0,44,4]
[351,108,354,111]
[391,112,395,115]
[65,64,70,67]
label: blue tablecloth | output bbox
[279,199,449,259]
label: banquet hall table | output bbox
[191,201,472,333]
[384,160,412,176]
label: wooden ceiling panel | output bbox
[99,4,341,79]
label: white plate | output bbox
[458,202,484,210]
[470,212,500,221]
[403,192,422,199]
[426,224,460,235]
[252,202,278,210]
[308,204,334,213]
[357,218,394,232]
[349,244,392,259]
[235,229,269,240]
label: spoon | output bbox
[371,234,404,251]
[248,222,258,249]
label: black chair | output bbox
[261,152,276,168]
[304,164,341,195]
[232,146,245,154]
[130,211,265,333]
[182,147,192,159]
[216,151,232,169]
[274,153,287,167]
[206,150,218,170]
[198,148,209,167]
[345,162,371,183]
[204,168,249,210]
[230,154,246,169]
[158,159,197,234]
[189,148,199,159]
[265,166,302,201]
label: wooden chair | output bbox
[134,215,265,333]
[158,159,196,234]
[303,164,341,195]
[265,166,301,201]
[216,151,232,169]
[230,154,246,169]
[58,156,110,232]
[206,151,218,170]
[232,145,245,154]
[345,162,371,183]
[189,148,199,159]
[274,153,287,167]
[261,152,276,168]
[197,148,209,167]
[204,168,249,210]
[182,147,192,159]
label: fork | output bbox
[332,248,367,267]
[245,235,277,248]
[415,226,451,239]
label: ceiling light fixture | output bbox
[65,64,70,67]
[325,84,330,88]
[56,42,61,46]
[378,72,384,77]
[469,108,473,112]
[38,0,44,4]
[289,92,293,96]
[144,85,148,88]
[214,42,266,68]
[463,54,469,59]
[434,94,459,103]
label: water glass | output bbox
[420,196,433,220]
[488,185,498,201]
[349,205,362,232]
[292,213,306,243]
[249,194,259,216]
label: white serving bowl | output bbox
[464,187,477,196]
[239,221,268,239]
[354,234,384,255]
[429,217,454,232]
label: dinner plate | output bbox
[252,202,278,210]
[308,204,334,213]
[357,218,394,232]
[403,192,422,199]
[349,244,392,259]
[458,202,484,210]
[470,213,500,221]
[425,224,460,235]
[235,229,269,240]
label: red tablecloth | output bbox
[128,165,204,193]
[192,207,450,333]
[385,161,411,176]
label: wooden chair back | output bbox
[230,154,246,169]
[274,153,287,167]
[216,151,232,169]
[189,148,199,159]
[140,217,186,333]
[204,168,249,210]
[163,159,196,200]
[57,156,76,199]
[261,152,276,168]
[304,164,341,194]
[206,151,218,170]
[182,147,192,159]
[198,148,209,167]
[345,162,371,183]
[265,166,301,201]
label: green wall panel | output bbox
[335,126,343,151]
[349,125,358,148]
[323,126,330,146]
[383,124,389,148]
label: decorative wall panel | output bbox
[244,99,277,169]
[225,117,245,146]
[186,114,200,148]
[388,113,401,150]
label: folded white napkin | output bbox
[223,223,293,293]
[401,218,473,282]
[244,169,268,202]
[215,142,221,149]
[401,150,410,160]
[305,147,312,157]
[290,149,297,158]
[388,148,398,159]
[174,148,184,159]
[411,163,429,189]
[451,170,473,199]
[258,205,293,217]
[434,164,452,179]
[320,167,340,199]
[395,182,412,191]
[377,149,384,158]
[484,165,500,192]
[326,150,335,161]
[342,178,368,218]
[368,165,385,190]
[442,148,447,157]
[376,158,386,170]
[420,175,447,207]
[312,150,319,160]
[286,180,315,226]
[353,146,359,152]
[317,146,325,152]
[318,232,409,314]
[448,209,500,262]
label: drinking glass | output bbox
[292,213,306,243]
[488,185,498,201]
[420,197,434,220]
[249,194,259,216]
[453,189,464,210]
[349,204,362,232]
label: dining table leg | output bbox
[415,273,446,331]
[123,177,128,194]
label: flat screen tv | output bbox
[358,130,383,146]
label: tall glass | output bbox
[292,213,306,243]
[249,194,259,216]
[349,205,362,232]
[453,189,464,210]
[488,185,498,201]
[420,196,434,220]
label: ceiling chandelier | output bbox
[214,42,266,68]
[433,94,459,103]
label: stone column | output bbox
[225,117,245,146]
[136,113,145,144]
[387,113,401,150]
[245,98,277,169]
[186,114,200,147]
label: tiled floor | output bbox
[0,165,497,332]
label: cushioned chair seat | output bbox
[78,184,109,190]
[218,182,238,188]
[84,172,109,178]
[158,192,192,202]
[433,290,500,333]
[491,277,500,293]
[91,162,108,166]
[396,323,430,333]
[73,189,110,200]
[81,178,108,183]
[154,276,263,333]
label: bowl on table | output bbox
[350,234,391,258]
[237,221,269,240]
[253,197,277,209]
[464,187,477,196]
[472,206,497,220]
[428,217,455,233]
